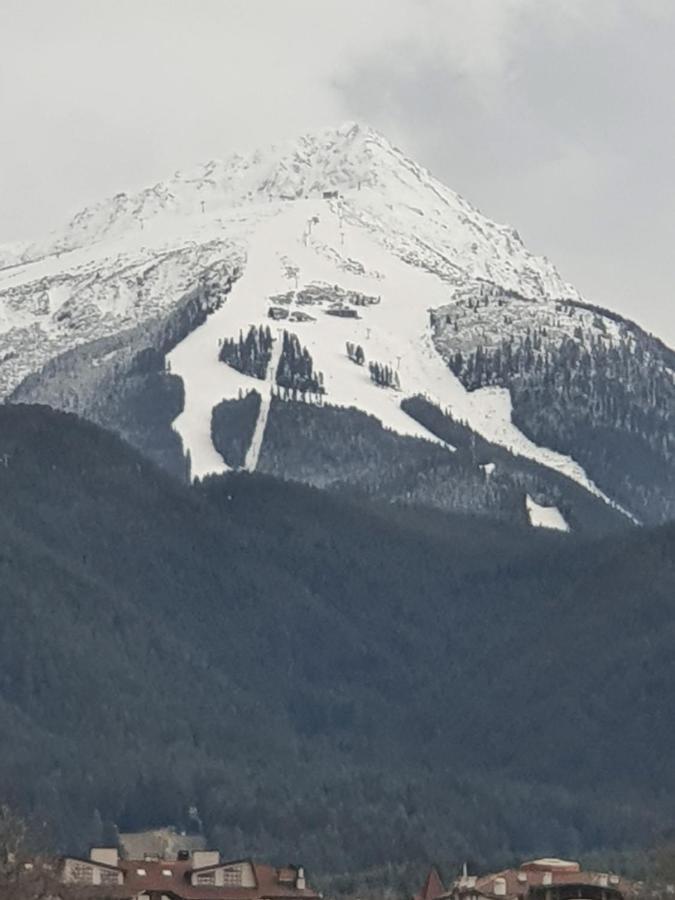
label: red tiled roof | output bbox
[117,860,319,900]
[61,858,320,900]
[451,866,630,900]
[415,868,446,900]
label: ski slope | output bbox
[0,122,652,523]
[167,196,624,517]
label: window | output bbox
[72,864,94,883]
[162,870,172,877]
[101,870,120,885]
[222,868,243,887]
[196,873,216,886]
[137,868,147,876]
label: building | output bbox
[59,847,320,900]
[414,867,446,900]
[118,829,206,861]
[416,859,631,900]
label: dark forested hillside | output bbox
[257,397,627,535]
[433,285,675,524]
[0,404,674,876]
[9,266,237,480]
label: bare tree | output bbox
[0,805,28,881]
[0,806,60,900]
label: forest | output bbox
[219,326,274,379]
[0,404,673,884]
[275,331,325,399]
[257,397,627,535]
[438,293,675,524]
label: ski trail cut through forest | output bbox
[245,335,284,471]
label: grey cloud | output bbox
[339,2,675,343]
[0,0,673,343]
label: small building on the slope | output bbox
[59,847,320,900]
[416,859,631,900]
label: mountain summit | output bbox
[1,124,673,526]
[3,122,575,298]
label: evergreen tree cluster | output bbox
[211,391,261,469]
[369,361,400,389]
[447,326,675,523]
[219,325,274,380]
[345,342,365,366]
[275,331,324,399]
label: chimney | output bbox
[542,873,553,887]
[90,848,119,868]
[494,878,507,897]
[599,875,609,888]
[296,867,306,890]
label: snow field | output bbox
[526,495,570,532]
[167,197,632,529]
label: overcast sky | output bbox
[1,0,674,344]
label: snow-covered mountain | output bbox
[3,123,673,528]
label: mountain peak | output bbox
[1,120,673,530]
[8,122,429,259]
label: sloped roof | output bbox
[60,858,320,900]
[452,866,629,900]
[415,868,446,900]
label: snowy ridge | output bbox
[0,123,578,401]
[1,123,576,299]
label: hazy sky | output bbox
[1,0,674,344]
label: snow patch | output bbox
[526,495,570,532]
[244,335,284,472]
